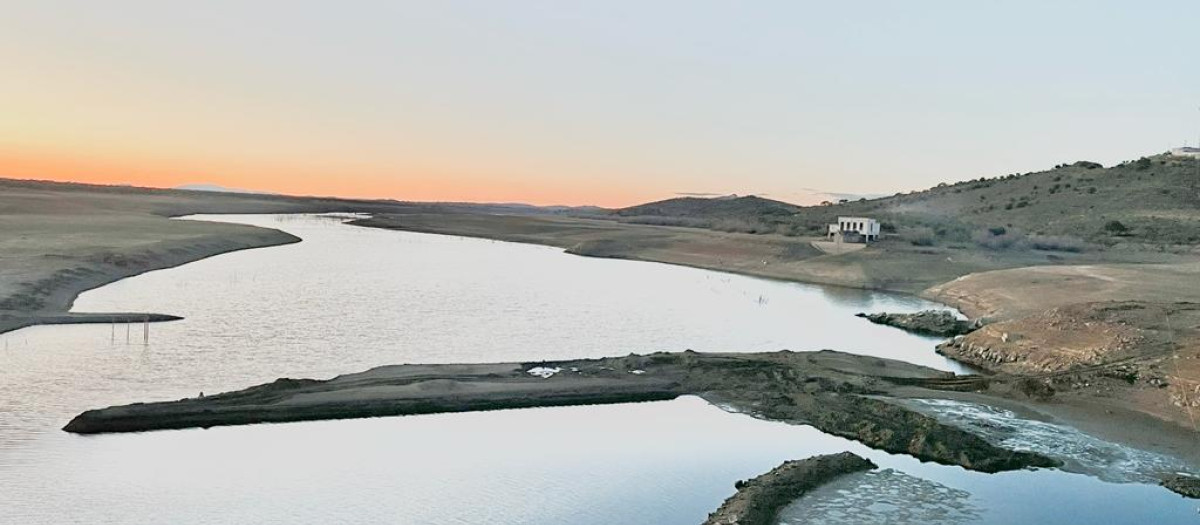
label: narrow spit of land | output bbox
[702,452,877,525]
[65,350,1058,474]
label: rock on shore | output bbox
[703,452,877,525]
[856,310,979,337]
[1162,474,1200,499]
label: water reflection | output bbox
[778,469,981,525]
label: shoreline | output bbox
[0,175,468,337]
[348,215,934,298]
[0,313,184,334]
[0,225,301,336]
[343,213,1048,324]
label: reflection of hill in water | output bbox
[777,469,980,525]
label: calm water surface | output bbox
[0,214,1194,524]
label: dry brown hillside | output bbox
[611,154,1200,251]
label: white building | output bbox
[828,217,880,242]
[1169,147,1200,158]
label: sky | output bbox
[1,1,1197,207]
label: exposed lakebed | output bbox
[1,214,1195,524]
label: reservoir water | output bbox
[0,214,1194,524]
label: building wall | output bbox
[832,217,880,242]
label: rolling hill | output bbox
[613,154,1200,249]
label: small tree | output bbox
[1104,220,1129,235]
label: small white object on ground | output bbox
[526,367,561,379]
[630,370,646,375]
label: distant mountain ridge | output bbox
[175,183,273,195]
[617,194,801,219]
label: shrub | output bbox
[1104,220,1129,234]
[779,223,808,237]
[988,226,1007,236]
[974,228,1027,250]
[711,219,763,234]
[934,223,972,243]
[1028,235,1087,253]
[621,216,712,228]
[907,227,936,246]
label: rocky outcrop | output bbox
[702,452,876,525]
[857,310,979,337]
[935,301,1200,433]
[1162,474,1200,499]
[935,303,1148,375]
[936,335,1026,369]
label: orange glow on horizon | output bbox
[0,148,660,208]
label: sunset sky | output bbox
[2,1,1197,207]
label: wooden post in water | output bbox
[110,318,115,344]
[143,316,149,344]
[125,323,130,344]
